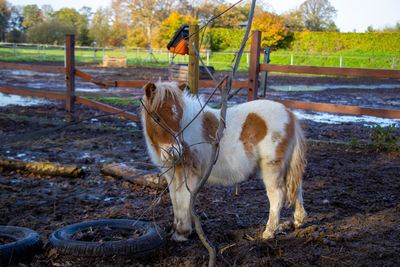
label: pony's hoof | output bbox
[261,230,275,240]
[293,213,307,229]
[171,232,188,242]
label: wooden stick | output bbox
[0,158,84,178]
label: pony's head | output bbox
[141,81,187,156]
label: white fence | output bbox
[0,42,398,70]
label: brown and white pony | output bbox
[141,81,307,241]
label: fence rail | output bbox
[1,34,400,121]
[247,31,400,119]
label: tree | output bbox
[211,4,247,29]
[89,7,111,46]
[112,0,177,48]
[27,19,75,44]
[281,9,306,32]
[21,4,43,29]
[6,6,25,42]
[251,12,289,49]
[0,0,11,41]
[52,8,92,45]
[160,10,197,42]
[299,0,337,32]
[383,22,400,33]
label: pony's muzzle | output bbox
[161,144,183,163]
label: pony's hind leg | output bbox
[260,161,286,240]
[293,185,307,228]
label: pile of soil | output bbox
[0,64,399,266]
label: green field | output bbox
[0,43,399,71]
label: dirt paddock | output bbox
[0,64,399,266]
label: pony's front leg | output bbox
[167,169,197,241]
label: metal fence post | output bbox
[290,54,294,65]
[260,47,271,97]
[340,55,343,68]
[65,35,75,120]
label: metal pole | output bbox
[207,51,210,66]
[290,54,294,65]
[149,48,152,63]
[260,47,271,97]
[340,55,343,68]
[65,35,75,120]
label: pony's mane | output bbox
[147,81,186,111]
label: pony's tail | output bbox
[285,118,307,207]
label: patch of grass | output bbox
[88,97,141,107]
[2,45,398,71]
[368,124,400,152]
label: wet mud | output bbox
[0,64,399,266]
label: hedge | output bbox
[291,32,400,53]
[209,28,250,51]
[208,29,400,54]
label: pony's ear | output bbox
[144,82,157,99]
[177,82,187,91]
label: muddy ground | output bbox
[0,64,400,266]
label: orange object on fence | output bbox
[169,39,188,55]
[167,24,189,55]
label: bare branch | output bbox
[189,76,229,267]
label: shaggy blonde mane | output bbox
[145,81,186,111]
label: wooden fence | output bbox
[0,33,399,121]
[248,31,400,119]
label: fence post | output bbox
[247,30,261,101]
[260,47,271,97]
[340,55,343,68]
[207,51,210,66]
[290,54,294,65]
[65,35,75,120]
[189,24,199,95]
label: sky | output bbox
[11,0,400,33]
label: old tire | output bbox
[0,226,42,265]
[49,219,165,259]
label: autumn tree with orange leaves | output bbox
[252,12,289,49]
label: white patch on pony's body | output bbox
[141,81,307,241]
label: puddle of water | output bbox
[294,110,400,127]
[0,93,50,107]
[1,69,60,77]
[271,84,400,91]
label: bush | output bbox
[209,28,249,51]
[291,32,400,53]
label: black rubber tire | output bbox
[0,226,42,265]
[49,219,165,259]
